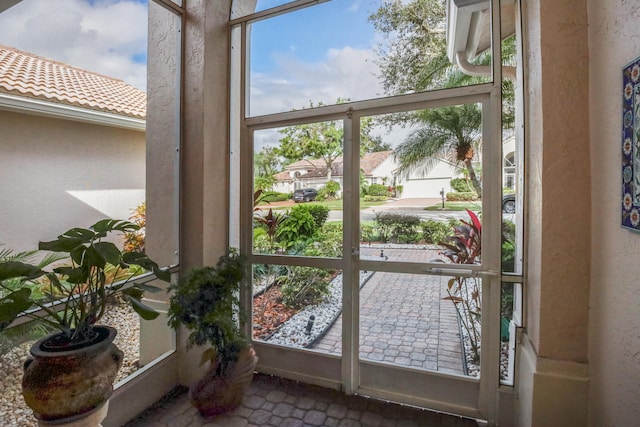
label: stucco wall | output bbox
[0,110,145,252]
[588,1,640,425]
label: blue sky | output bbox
[248,0,386,116]
[0,0,385,106]
[0,0,149,89]
[251,0,378,73]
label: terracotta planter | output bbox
[189,346,258,418]
[22,325,123,423]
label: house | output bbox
[0,45,146,251]
[1,1,638,426]
[273,150,397,195]
[272,150,460,198]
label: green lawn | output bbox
[259,198,388,211]
[319,199,388,210]
[424,201,482,211]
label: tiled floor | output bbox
[123,373,478,427]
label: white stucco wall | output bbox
[0,110,145,252]
[399,159,457,198]
[588,1,640,425]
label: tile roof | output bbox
[277,151,393,181]
[0,45,146,119]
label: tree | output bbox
[276,119,343,181]
[369,0,449,96]
[369,0,517,196]
[254,146,280,191]
[394,104,482,195]
[275,100,381,181]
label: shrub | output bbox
[317,180,341,200]
[373,212,421,243]
[363,195,387,202]
[450,177,473,193]
[303,224,342,258]
[276,206,317,248]
[260,191,290,202]
[360,224,376,243]
[279,266,331,308]
[367,183,389,197]
[305,204,330,228]
[421,220,452,244]
[446,192,479,201]
[439,210,482,362]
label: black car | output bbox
[502,194,516,213]
[293,188,318,203]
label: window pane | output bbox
[252,264,343,356]
[252,123,343,256]
[359,104,483,265]
[359,271,481,378]
[247,0,489,117]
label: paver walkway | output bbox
[124,373,477,427]
[311,247,465,376]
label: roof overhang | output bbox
[0,92,146,131]
[0,0,22,14]
[446,0,516,72]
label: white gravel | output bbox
[264,270,373,347]
[0,302,140,427]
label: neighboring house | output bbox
[273,151,398,196]
[272,150,460,198]
[0,45,146,251]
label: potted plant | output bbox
[0,219,170,424]
[167,248,258,418]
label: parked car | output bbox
[502,194,516,213]
[293,188,318,203]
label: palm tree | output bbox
[394,103,482,196]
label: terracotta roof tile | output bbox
[0,45,145,119]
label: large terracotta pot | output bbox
[189,346,258,418]
[22,325,123,423]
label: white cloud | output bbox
[0,0,148,90]
[249,45,382,117]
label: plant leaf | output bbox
[134,282,163,293]
[39,228,94,252]
[0,261,45,281]
[94,242,121,266]
[123,290,159,320]
[92,219,139,234]
[0,288,33,326]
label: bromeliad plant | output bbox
[0,219,170,344]
[439,209,482,362]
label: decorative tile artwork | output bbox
[622,57,640,231]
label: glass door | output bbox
[241,92,503,422]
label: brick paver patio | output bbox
[312,247,466,376]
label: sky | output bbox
[249,0,386,117]
[0,0,149,90]
[0,0,403,145]
[0,0,385,103]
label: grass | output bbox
[424,201,482,211]
[258,198,388,211]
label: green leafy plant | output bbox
[167,249,249,375]
[420,220,452,244]
[446,192,479,201]
[276,205,317,248]
[317,180,341,200]
[373,212,421,243]
[439,209,482,362]
[279,266,331,308]
[0,219,170,343]
[450,177,473,193]
[367,183,390,197]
